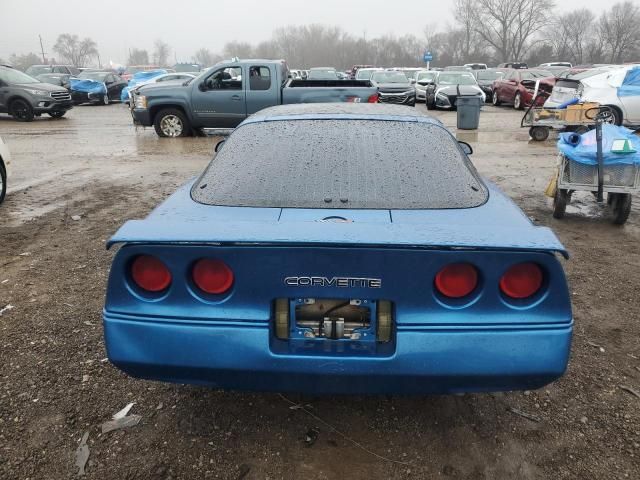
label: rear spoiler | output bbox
[107,220,569,259]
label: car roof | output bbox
[244,103,444,126]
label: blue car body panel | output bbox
[103,106,572,395]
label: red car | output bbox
[491,69,555,109]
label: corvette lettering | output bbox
[284,276,382,288]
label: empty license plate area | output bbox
[273,297,393,344]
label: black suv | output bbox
[0,65,72,121]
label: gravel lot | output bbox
[0,103,639,479]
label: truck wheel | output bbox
[10,99,34,122]
[426,96,435,110]
[611,193,632,225]
[48,111,66,118]
[514,92,523,110]
[154,109,191,138]
[553,188,569,219]
[0,160,6,204]
[529,126,549,142]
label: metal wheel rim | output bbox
[13,101,29,119]
[160,115,183,137]
[103,95,109,105]
[514,94,521,109]
[492,91,498,105]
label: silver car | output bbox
[413,70,437,102]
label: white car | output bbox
[413,70,437,101]
[578,66,640,125]
[0,136,11,204]
[126,73,196,103]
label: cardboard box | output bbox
[565,102,600,123]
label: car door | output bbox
[503,71,519,102]
[246,65,277,114]
[190,65,246,128]
[0,77,7,112]
[617,68,640,123]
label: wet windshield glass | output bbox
[0,67,39,84]
[520,70,553,79]
[437,73,477,85]
[308,69,337,80]
[372,72,408,83]
[416,72,436,82]
[476,71,503,81]
[78,72,108,81]
[192,119,488,209]
[25,66,52,75]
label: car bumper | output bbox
[131,108,152,126]
[104,311,572,395]
[71,91,104,105]
[378,92,416,106]
[32,98,73,113]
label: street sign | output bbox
[423,51,433,62]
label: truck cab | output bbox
[131,59,377,137]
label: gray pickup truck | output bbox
[130,60,379,137]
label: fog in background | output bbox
[1,0,616,63]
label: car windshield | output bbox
[355,69,379,80]
[476,71,504,81]
[437,73,477,85]
[308,69,337,80]
[192,119,488,209]
[0,67,39,84]
[520,70,553,79]
[78,72,108,81]
[371,72,408,83]
[416,72,436,82]
[25,66,52,75]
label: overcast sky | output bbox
[0,0,615,64]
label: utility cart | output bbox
[550,108,640,224]
[521,102,615,141]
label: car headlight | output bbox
[24,88,49,96]
[134,95,147,109]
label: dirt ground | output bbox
[0,103,638,480]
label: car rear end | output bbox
[103,105,572,395]
[104,241,571,394]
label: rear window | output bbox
[192,120,488,209]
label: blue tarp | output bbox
[558,124,640,165]
[619,66,640,98]
[121,69,167,102]
[69,78,107,94]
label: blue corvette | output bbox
[103,104,572,395]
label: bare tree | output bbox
[127,48,149,65]
[53,34,98,67]
[469,0,554,62]
[222,41,254,59]
[193,48,219,67]
[153,40,171,66]
[599,1,640,63]
[7,52,41,71]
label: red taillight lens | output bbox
[192,259,234,295]
[131,255,171,292]
[434,263,478,298]
[367,93,379,103]
[500,263,543,299]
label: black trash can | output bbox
[457,96,482,130]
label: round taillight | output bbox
[192,258,234,295]
[131,255,171,292]
[500,263,543,299]
[434,263,478,298]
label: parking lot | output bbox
[1,103,639,479]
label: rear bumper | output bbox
[104,311,572,395]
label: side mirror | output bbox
[214,139,226,153]
[458,141,473,155]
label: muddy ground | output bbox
[0,103,638,480]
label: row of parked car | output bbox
[0,63,202,121]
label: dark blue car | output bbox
[103,103,572,395]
